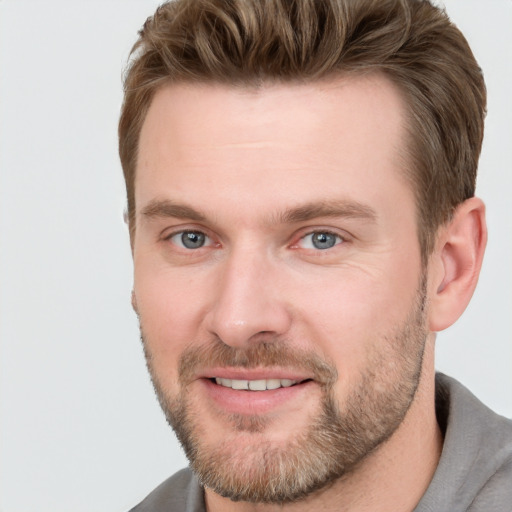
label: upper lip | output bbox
[197,367,314,382]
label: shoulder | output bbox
[129,468,204,512]
[416,374,512,512]
[435,372,512,447]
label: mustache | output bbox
[178,336,338,387]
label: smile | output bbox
[202,375,317,415]
[213,378,299,391]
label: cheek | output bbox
[133,262,212,369]
[292,264,421,376]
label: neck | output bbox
[205,339,442,512]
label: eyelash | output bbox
[294,230,346,251]
[163,229,215,250]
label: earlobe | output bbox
[428,197,487,332]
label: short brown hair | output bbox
[119,0,486,261]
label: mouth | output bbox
[199,372,316,416]
[211,377,310,391]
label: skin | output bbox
[131,74,487,511]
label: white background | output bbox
[0,1,510,511]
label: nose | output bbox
[205,247,292,348]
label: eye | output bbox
[169,230,211,249]
[298,231,343,250]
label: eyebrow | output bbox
[140,198,377,225]
[276,200,377,224]
[141,199,206,222]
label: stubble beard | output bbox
[140,281,428,504]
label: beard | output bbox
[140,278,428,504]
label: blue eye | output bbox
[300,232,342,250]
[170,231,209,249]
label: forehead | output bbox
[136,75,411,220]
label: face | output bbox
[133,76,428,503]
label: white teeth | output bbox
[231,379,249,390]
[214,378,298,391]
[248,380,266,391]
[266,379,281,390]
[216,378,233,387]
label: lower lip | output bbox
[200,378,316,415]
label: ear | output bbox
[428,197,487,332]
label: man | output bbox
[119,0,512,510]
